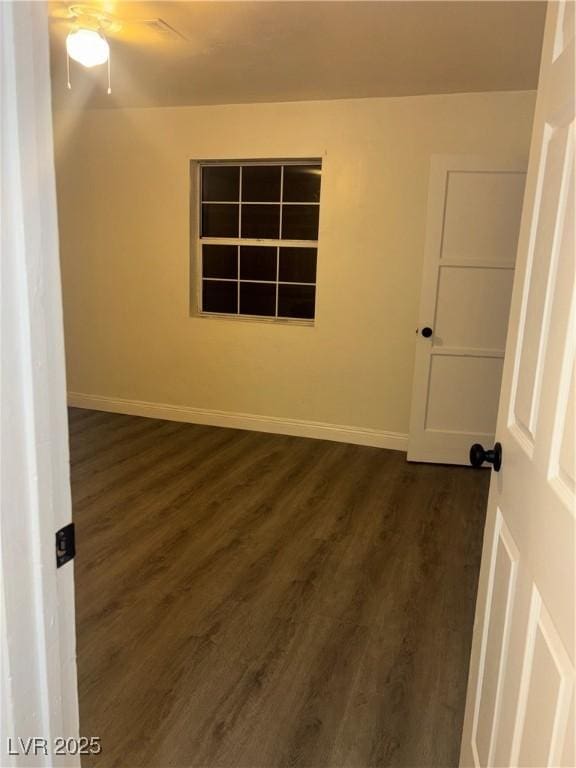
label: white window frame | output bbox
[191,159,321,325]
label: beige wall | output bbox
[54,90,536,441]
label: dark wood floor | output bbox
[69,408,489,768]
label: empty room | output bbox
[2,1,574,767]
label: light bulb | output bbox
[66,29,109,68]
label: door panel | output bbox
[426,355,503,433]
[435,267,515,351]
[513,591,573,768]
[442,171,525,265]
[511,123,572,444]
[473,511,519,768]
[408,157,526,465]
[460,3,575,766]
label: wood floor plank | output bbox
[69,408,488,768]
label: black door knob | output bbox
[421,327,433,338]
[470,442,502,472]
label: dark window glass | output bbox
[202,166,240,201]
[203,245,238,279]
[242,166,281,202]
[240,282,276,316]
[283,165,321,202]
[278,284,315,319]
[203,280,238,314]
[281,205,319,240]
[279,248,317,283]
[240,246,277,281]
[197,162,321,320]
[241,204,280,239]
[202,204,239,238]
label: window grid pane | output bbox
[201,166,240,202]
[283,164,322,202]
[240,246,277,281]
[241,165,281,202]
[202,279,238,314]
[198,161,320,319]
[202,244,238,279]
[279,247,317,284]
[278,283,316,319]
[241,204,281,239]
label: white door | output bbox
[1,2,79,766]
[408,155,527,465]
[460,2,575,766]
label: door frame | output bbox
[1,2,79,765]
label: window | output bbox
[194,160,321,321]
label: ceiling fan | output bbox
[50,3,187,93]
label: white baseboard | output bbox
[67,392,408,452]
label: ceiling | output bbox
[49,1,546,110]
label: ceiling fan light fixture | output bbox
[66,28,109,68]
